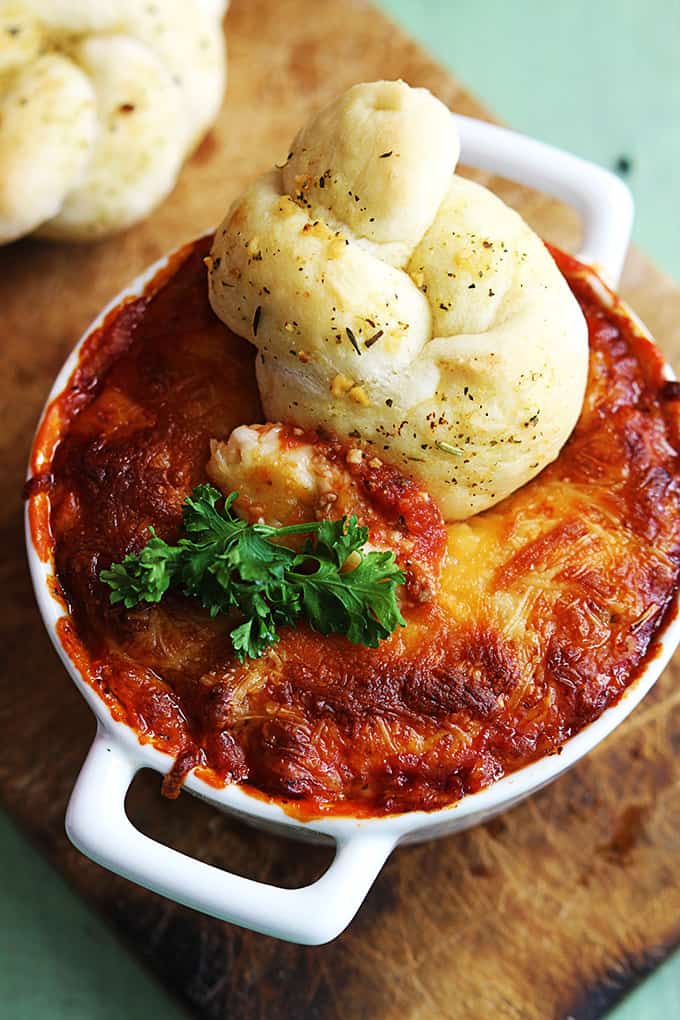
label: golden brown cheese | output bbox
[27,236,680,817]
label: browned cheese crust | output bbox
[27,237,680,818]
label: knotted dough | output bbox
[0,0,227,242]
[208,80,588,521]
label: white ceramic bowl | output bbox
[26,116,680,946]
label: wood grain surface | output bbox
[3,2,680,1018]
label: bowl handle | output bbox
[66,728,395,945]
[454,113,634,287]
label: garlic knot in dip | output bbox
[208,80,588,521]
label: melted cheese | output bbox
[37,237,680,818]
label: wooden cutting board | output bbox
[3,2,680,1017]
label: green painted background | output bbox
[3,2,678,1016]
[387,0,680,284]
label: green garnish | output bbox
[435,440,465,456]
[100,484,405,662]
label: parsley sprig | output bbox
[100,484,405,662]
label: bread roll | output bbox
[209,80,588,520]
[0,0,228,243]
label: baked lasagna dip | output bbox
[30,81,680,816]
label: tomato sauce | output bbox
[27,237,680,818]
